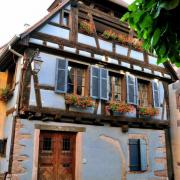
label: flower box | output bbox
[69,105,94,113]
[106,101,134,116]
[102,29,143,51]
[138,107,159,119]
[0,87,13,102]
[65,94,95,109]
[79,20,94,35]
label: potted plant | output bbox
[0,86,13,102]
[102,29,143,50]
[65,94,95,109]
[102,30,118,41]
[79,20,94,35]
[106,101,133,116]
[138,107,159,119]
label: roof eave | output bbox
[0,35,20,71]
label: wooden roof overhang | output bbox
[0,36,20,71]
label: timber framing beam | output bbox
[26,42,173,83]
[19,106,170,130]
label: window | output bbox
[138,80,149,107]
[67,64,86,96]
[62,11,69,27]
[49,9,70,27]
[0,139,7,157]
[129,139,147,172]
[152,80,160,107]
[109,74,122,101]
[55,59,87,96]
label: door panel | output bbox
[38,131,76,180]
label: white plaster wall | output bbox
[0,57,22,173]
[41,89,65,109]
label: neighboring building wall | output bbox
[0,57,23,174]
[10,118,167,180]
[0,71,8,139]
[169,80,180,179]
[0,114,14,173]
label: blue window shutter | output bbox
[100,68,108,100]
[135,77,139,105]
[126,74,136,104]
[55,58,68,93]
[129,139,141,171]
[140,139,147,171]
[90,66,100,99]
[152,80,160,107]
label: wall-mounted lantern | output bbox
[31,55,43,74]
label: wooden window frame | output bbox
[67,62,88,96]
[137,79,151,107]
[109,72,123,102]
[176,90,180,111]
[61,10,70,28]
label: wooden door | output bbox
[38,131,76,180]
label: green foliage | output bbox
[0,86,13,102]
[121,0,180,67]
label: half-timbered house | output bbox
[0,0,179,179]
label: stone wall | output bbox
[169,80,180,179]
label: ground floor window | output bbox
[129,138,147,172]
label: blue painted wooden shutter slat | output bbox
[100,68,108,100]
[91,67,100,99]
[140,139,147,171]
[152,80,160,107]
[126,74,137,105]
[55,58,68,93]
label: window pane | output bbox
[77,68,85,96]
[138,82,148,107]
[62,138,71,151]
[67,66,74,94]
[63,12,69,26]
[43,138,52,151]
[109,76,121,101]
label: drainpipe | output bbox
[8,45,23,58]
[6,47,23,178]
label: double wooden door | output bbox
[38,131,76,180]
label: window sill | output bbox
[128,170,147,174]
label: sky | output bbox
[0,0,133,47]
